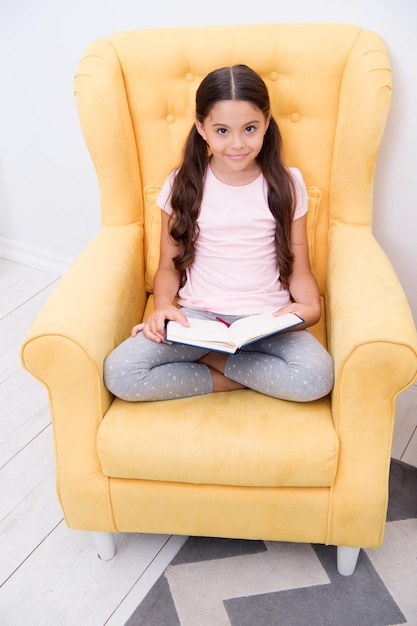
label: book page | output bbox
[166,312,303,352]
[166,318,233,347]
[229,312,303,347]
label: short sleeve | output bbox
[289,167,308,220]
[156,170,177,215]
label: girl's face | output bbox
[196,99,270,180]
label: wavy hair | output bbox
[169,64,296,289]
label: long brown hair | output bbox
[169,64,296,289]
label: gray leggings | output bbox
[104,308,334,402]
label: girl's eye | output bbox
[245,125,256,133]
[217,128,228,135]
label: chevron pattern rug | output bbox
[126,460,417,626]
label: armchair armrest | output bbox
[326,223,417,546]
[327,224,417,400]
[22,223,146,396]
[20,223,145,530]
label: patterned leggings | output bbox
[104,308,334,402]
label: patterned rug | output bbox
[126,460,417,625]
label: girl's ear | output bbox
[265,114,271,132]
[195,120,207,141]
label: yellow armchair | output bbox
[21,23,417,575]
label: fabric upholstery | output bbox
[98,394,338,487]
[21,23,417,550]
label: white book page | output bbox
[229,312,303,346]
[167,318,232,344]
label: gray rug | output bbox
[126,460,417,625]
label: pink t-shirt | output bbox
[157,166,308,315]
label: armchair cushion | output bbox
[97,393,338,487]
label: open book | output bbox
[165,311,304,353]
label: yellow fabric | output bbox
[21,24,417,551]
[98,393,337,486]
[110,481,332,545]
[143,186,163,293]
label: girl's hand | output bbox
[131,322,145,336]
[131,306,189,343]
[273,302,321,330]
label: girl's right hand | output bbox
[131,306,189,343]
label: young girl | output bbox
[104,65,334,402]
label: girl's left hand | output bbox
[273,302,321,329]
[131,323,145,336]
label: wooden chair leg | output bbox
[91,531,116,560]
[337,546,360,575]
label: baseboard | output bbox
[0,236,73,276]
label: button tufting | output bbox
[290,112,300,123]
[185,72,194,82]
[269,71,279,81]
[166,114,176,124]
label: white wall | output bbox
[1,0,416,322]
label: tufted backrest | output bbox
[74,23,391,297]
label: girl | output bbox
[104,65,334,402]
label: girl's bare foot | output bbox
[197,352,247,392]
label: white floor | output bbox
[0,259,187,626]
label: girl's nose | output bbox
[230,134,245,149]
